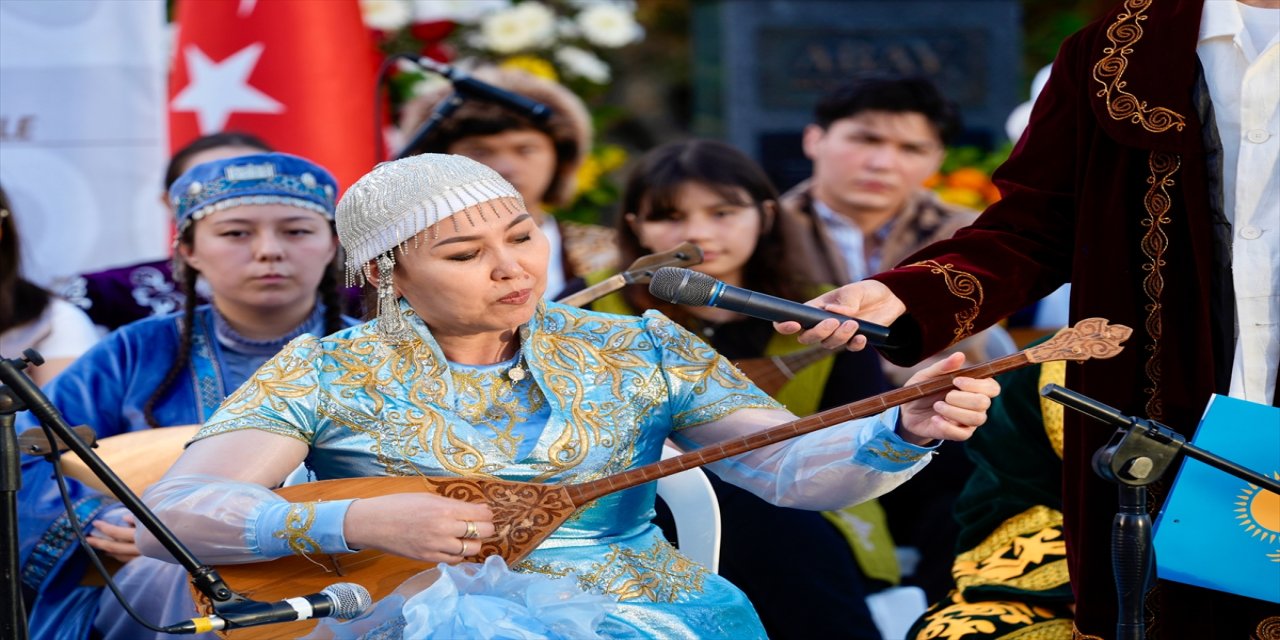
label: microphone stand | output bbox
[1039,384,1280,640]
[1,378,28,640]
[0,349,248,636]
[395,89,464,160]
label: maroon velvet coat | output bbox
[871,1,1277,637]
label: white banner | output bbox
[0,0,168,287]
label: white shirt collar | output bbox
[1199,1,1244,44]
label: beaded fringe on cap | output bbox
[336,154,526,287]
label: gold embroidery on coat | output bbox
[1140,151,1180,420]
[1039,359,1067,459]
[1255,616,1280,640]
[1092,0,1186,133]
[954,505,1069,593]
[273,502,321,555]
[1073,625,1105,640]
[904,260,984,345]
[918,593,1070,640]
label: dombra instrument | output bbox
[201,318,1130,639]
[557,241,703,308]
[59,425,201,497]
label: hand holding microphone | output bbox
[648,267,896,349]
[162,583,372,634]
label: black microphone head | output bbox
[649,267,717,305]
[322,583,373,620]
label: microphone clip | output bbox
[1090,414,1184,487]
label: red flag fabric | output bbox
[169,0,383,193]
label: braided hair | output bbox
[143,249,199,429]
[142,223,345,429]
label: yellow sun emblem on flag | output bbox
[1235,472,1280,561]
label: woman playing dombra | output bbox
[137,153,999,638]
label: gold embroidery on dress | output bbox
[323,335,423,414]
[221,338,319,415]
[1092,0,1186,134]
[954,506,1069,593]
[1038,359,1067,459]
[273,502,321,555]
[452,363,546,459]
[671,393,782,429]
[1140,151,1180,420]
[515,539,707,603]
[903,260,985,345]
[315,333,500,478]
[865,438,929,465]
[527,307,650,481]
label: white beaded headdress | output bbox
[335,153,525,343]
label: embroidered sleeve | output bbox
[643,311,782,430]
[251,500,355,558]
[193,335,324,445]
[138,474,353,563]
[854,417,938,471]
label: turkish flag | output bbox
[169,0,383,192]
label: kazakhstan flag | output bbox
[1154,395,1280,603]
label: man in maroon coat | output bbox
[782,0,1279,638]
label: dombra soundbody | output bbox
[200,318,1131,639]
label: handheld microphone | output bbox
[407,56,552,121]
[648,267,894,348]
[162,583,372,634]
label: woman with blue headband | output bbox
[17,152,358,639]
[136,153,999,638]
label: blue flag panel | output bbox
[1154,395,1280,603]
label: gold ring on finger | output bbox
[459,540,469,556]
[462,520,479,539]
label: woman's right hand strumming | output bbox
[343,493,496,563]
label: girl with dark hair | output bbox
[17,153,357,640]
[60,131,275,330]
[590,139,900,639]
[0,185,98,385]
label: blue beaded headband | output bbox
[169,152,338,231]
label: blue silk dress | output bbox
[140,300,935,638]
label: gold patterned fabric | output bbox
[191,300,803,636]
[908,349,1073,639]
[1091,0,1187,134]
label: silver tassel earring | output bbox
[375,255,413,345]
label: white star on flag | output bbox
[171,43,283,133]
